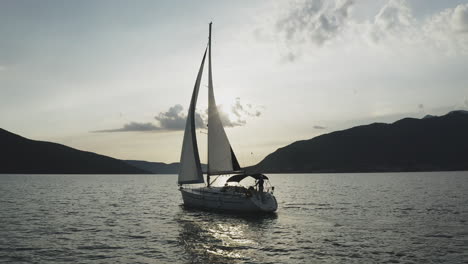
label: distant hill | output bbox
[125,160,179,174]
[125,160,207,174]
[0,128,148,174]
[4,110,467,175]
[249,110,468,173]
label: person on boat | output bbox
[255,177,264,193]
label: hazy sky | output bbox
[1,0,468,165]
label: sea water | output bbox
[1,172,467,263]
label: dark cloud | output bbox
[94,99,263,133]
[276,0,355,46]
[155,104,205,130]
[94,105,205,133]
[93,122,160,132]
[418,104,424,109]
[313,125,326,129]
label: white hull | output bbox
[180,187,277,213]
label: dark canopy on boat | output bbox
[226,173,269,183]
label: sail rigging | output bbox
[179,22,242,186]
[178,48,207,184]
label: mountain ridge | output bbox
[2,110,467,174]
[247,110,468,173]
[0,128,148,174]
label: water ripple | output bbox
[0,173,467,263]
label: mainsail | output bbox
[207,23,241,175]
[178,48,207,184]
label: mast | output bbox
[207,22,242,179]
[207,22,212,187]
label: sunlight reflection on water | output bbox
[176,207,278,263]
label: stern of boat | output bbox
[249,192,278,212]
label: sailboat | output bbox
[178,23,278,213]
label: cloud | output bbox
[452,4,468,33]
[94,99,263,133]
[94,104,205,133]
[276,0,355,46]
[154,104,205,130]
[94,122,160,132]
[232,97,263,118]
[268,0,468,59]
[313,125,326,129]
[209,98,263,128]
[423,3,468,54]
[370,0,415,42]
[217,105,246,127]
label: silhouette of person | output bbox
[256,177,264,193]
